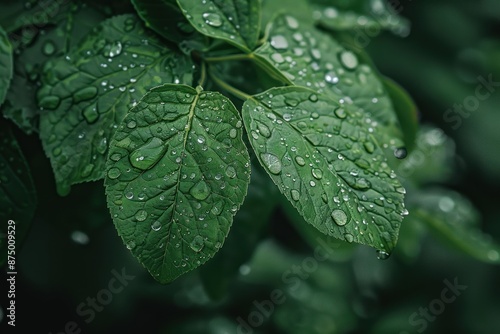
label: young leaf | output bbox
[242,87,406,253]
[105,84,251,283]
[0,120,37,267]
[0,25,13,107]
[37,14,194,195]
[2,4,107,134]
[254,14,403,146]
[176,0,261,52]
[132,0,203,45]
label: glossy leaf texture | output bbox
[243,87,407,253]
[0,120,37,267]
[105,84,251,283]
[0,25,13,107]
[2,4,107,134]
[410,189,500,264]
[310,0,410,36]
[254,14,404,149]
[37,14,194,195]
[132,0,204,46]
[177,0,261,52]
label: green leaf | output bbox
[132,0,204,45]
[2,4,107,134]
[105,84,251,283]
[411,188,500,264]
[38,14,194,195]
[382,77,418,152]
[242,86,406,253]
[261,0,313,30]
[254,14,403,148]
[176,0,261,52]
[310,0,410,36]
[0,25,13,107]
[0,120,37,267]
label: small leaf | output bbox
[105,84,251,283]
[0,25,13,107]
[242,86,406,253]
[177,0,261,52]
[132,0,204,45]
[254,14,404,148]
[38,14,194,195]
[0,120,37,267]
[311,0,410,36]
[411,189,500,264]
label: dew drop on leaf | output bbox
[151,221,162,231]
[135,210,148,222]
[331,209,348,226]
[394,147,408,159]
[376,250,390,260]
[129,137,166,170]
[190,180,210,200]
[270,35,289,50]
[260,152,282,175]
[107,167,121,179]
[291,189,300,201]
[190,235,205,252]
[338,50,359,70]
[202,12,223,27]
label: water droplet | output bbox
[270,35,289,50]
[107,167,121,179]
[354,178,371,190]
[82,105,99,124]
[202,12,223,27]
[394,147,407,159]
[309,94,318,102]
[211,201,224,216]
[39,95,60,110]
[126,241,136,250]
[271,53,285,63]
[74,86,98,103]
[43,41,55,56]
[151,221,162,231]
[260,153,282,175]
[295,156,306,166]
[129,137,166,170]
[334,108,347,119]
[325,71,339,84]
[257,122,271,138]
[377,250,390,260]
[285,98,299,107]
[291,189,300,201]
[110,153,121,162]
[190,235,205,252]
[135,210,147,222]
[103,41,122,58]
[229,128,237,138]
[225,166,237,179]
[344,233,354,243]
[339,51,359,70]
[127,120,137,129]
[285,15,299,29]
[190,180,210,200]
[363,141,375,153]
[312,168,323,180]
[71,230,89,245]
[331,209,348,226]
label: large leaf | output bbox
[132,0,204,47]
[410,188,500,264]
[0,25,13,107]
[254,14,403,149]
[243,87,407,254]
[0,120,37,267]
[105,84,251,283]
[2,4,107,134]
[310,0,409,36]
[177,0,261,52]
[37,14,194,195]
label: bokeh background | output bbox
[1,0,500,333]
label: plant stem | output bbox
[209,68,252,101]
[198,61,207,87]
